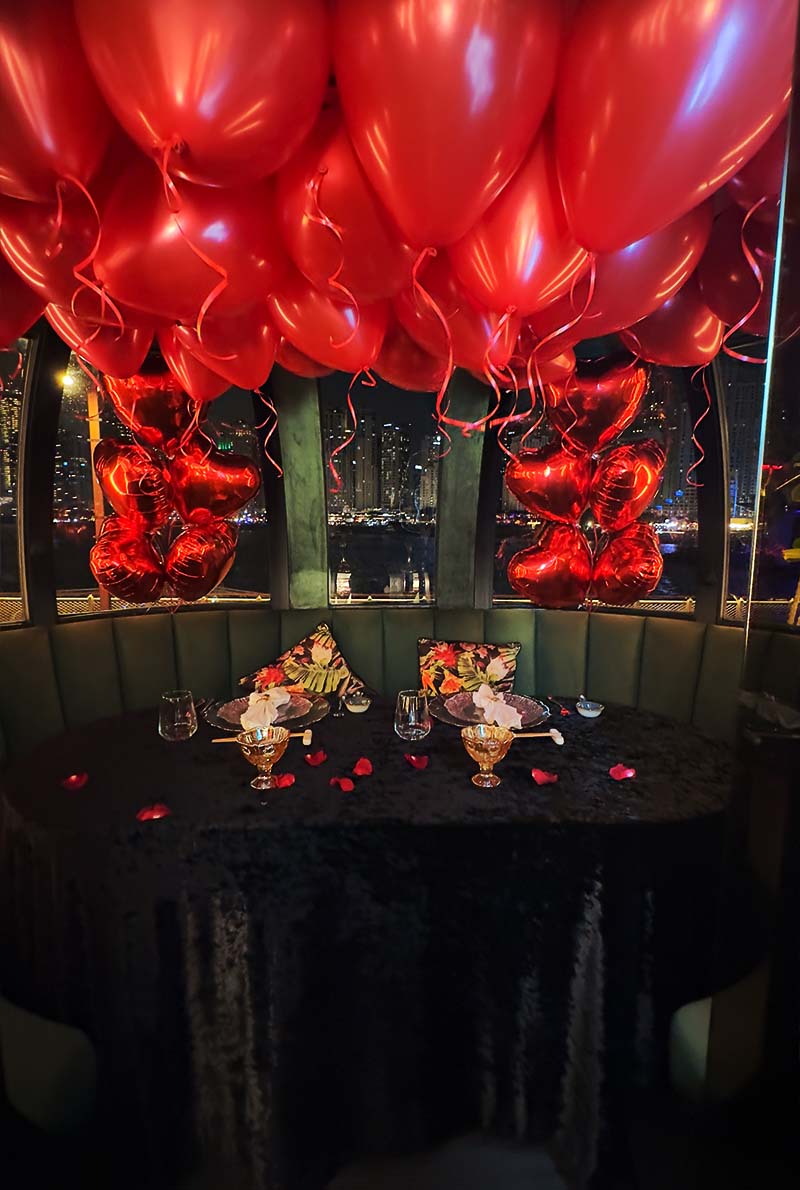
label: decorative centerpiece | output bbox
[471,683,523,730]
[240,687,292,731]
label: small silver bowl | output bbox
[576,695,604,719]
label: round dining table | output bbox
[0,700,734,1189]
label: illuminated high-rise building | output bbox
[380,422,411,510]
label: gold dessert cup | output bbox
[237,726,290,792]
[461,724,514,788]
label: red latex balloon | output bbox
[276,107,415,303]
[165,521,237,602]
[0,0,111,201]
[374,320,446,393]
[620,277,724,368]
[158,326,230,404]
[696,206,777,337]
[93,439,172,529]
[590,441,666,533]
[504,323,576,388]
[0,189,98,309]
[168,440,261,525]
[268,267,388,372]
[728,120,787,222]
[105,372,197,457]
[556,0,795,252]
[0,256,45,348]
[95,157,289,325]
[46,305,153,379]
[276,337,332,379]
[173,304,278,391]
[530,203,713,352]
[507,523,592,608]
[545,359,649,455]
[505,443,592,524]
[334,0,563,247]
[394,253,521,376]
[592,522,664,607]
[89,517,165,604]
[75,0,329,187]
[450,130,589,316]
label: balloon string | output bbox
[253,387,283,477]
[156,138,229,345]
[62,173,126,339]
[686,364,712,488]
[46,179,66,261]
[496,367,521,461]
[454,306,517,436]
[411,248,455,431]
[536,257,597,456]
[723,196,768,365]
[328,368,376,493]
[307,166,360,349]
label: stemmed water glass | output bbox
[158,690,198,741]
[394,690,432,742]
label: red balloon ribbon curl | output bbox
[307,166,360,350]
[535,257,597,456]
[456,306,519,438]
[64,174,126,338]
[493,365,523,461]
[411,247,455,433]
[328,367,376,493]
[722,195,768,366]
[252,387,283,477]
[686,363,713,489]
[156,138,229,348]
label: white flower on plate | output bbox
[311,641,333,667]
[472,682,522,730]
[472,683,497,710]
[240,688,290,731]
[485,656,508,682]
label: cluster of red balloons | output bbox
[505,359,667,608]
[89,372,260,603]
[0,1,793,603]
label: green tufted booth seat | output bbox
[0,606,796,763]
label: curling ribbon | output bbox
[411,248,455,434]
[307,166,360,349]
[686,363,712,488]
[723,196,769,365]
[64,174,125,337]
[253,388,283,477]
[328,368,376,493]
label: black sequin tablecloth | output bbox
[0,703,734,1189]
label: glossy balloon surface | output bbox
[89,517,165,604]
[727,120,787,221]
[159,326,230,404]
[0,256,45,348]
[592,522,664,606]
[105,372,197,456]
[93,439,172,529]
[621,277,724,367]
[545,359,649,455]
[268,267,388,372]
[46,305,153,378]
[556,0,795,250]
[507,523,592,608]
[334,0,562,246]
[275,337,333,379]
[169,441,261,525]
[504,443,592,524]
[374,320,446,392]
[165,521,237,602]
[590,441,666,532]
[173,304,278,392]
[696,206,777,336]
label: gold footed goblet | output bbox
[461,724,514,789]
[237,726,290,794]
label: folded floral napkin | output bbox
[472,683,522,730]
[240,687,291,731]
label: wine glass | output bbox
[158,690,198,741]
[461,724,514,788]
[237,726,290,793]
[394,690,431,742]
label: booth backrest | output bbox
[0,608,797,762]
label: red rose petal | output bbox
[61,772,88,790]
[136,803,172,821]
[305,750,328,766]
[609,764,636,781]
[404,754,429,770]
[560,707,571,717]
[274,773,296,788]
[352,757,373,776]
[531,768,559,786]
[330,776,355,792]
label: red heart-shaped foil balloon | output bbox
[590,440,666,532]
[94,438,172,530]
[89,517,165,604]
[105,372,198,457]
[165,521,237,602]
[168,440,261,526]
[592,522,663,606]
[507,523,592,608]
[545,359,648,454]
[505,442,592,524]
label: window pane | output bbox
[0,338,31,625]
[321,374,439,602]
[53,356,270,615]
[494,363,700,612]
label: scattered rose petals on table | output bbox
[273,773,296,789]
[609,764,636,781]
[404,754,429,770]
[61,772,89,790]
[352,757,373,776]
[330,776,355,792]
[136,803,172,821]
[531,768,559,786]
[560,707,571,717]
[305,750,327,766]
